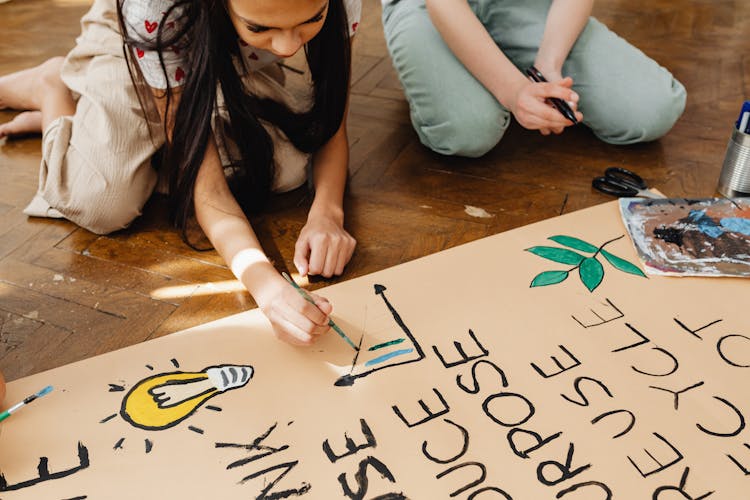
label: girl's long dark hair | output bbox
[117,0,351,238]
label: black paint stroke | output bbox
[631,347,679,377]
[422,419,469,464]
[432,330,489,368]
[239,461,311,498]
[727,443,750,475]
[392,388,450,428]
[531,345,581,379]
[469,487,513,500]
[346,335,366,380]
[338,456,398,500]
[335,284,425,387]
[561,377,613,407]
[673,318,723,340]
[484,392,535,428]
[696,396,746,437]
[188,426,204,435]
[627,433,683,478]
[0,442,89,492]
[114,437,125,451]
[145,364,154,370]
[145,439,153,454]
[61,497,88,500]
[206,405,222,412]
[99,413,117,424]
[537,442,591,487]
[508,427,562,459]
[571,298,624,329]
[227,444,291,470]
[171,358,180,368]
[556,481,612,499]
[217,422,290,470]
[649,381,704,410]
[323,418,376,464]
[108,384,125,392]
[717,335,750,368]
[652,467,714,499]
[149,378,212,409]
[590,409,636,439]
[456,359,509,395]
[436,462,486,498]
[611,323,649,352]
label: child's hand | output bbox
[510,76,582,135]
[294,210,356,278]
[255,276,333,346]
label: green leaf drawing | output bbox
[547,235,598,253]
[601,250,647,278]
[531,270,569,287]
[526,246,585,265]
[579,257,604,292]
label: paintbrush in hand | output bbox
[282,272,359,351]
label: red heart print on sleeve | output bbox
[145,20,158,33]
[136,48,145,58]
[175,67,185,82]
[352,22,359,32]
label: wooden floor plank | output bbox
[0,258,175,318]
[31,247,194,303]
[0,319,72,381]
[1,0,747,381]
[82,236,234,283]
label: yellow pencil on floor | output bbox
[281,272,359,351]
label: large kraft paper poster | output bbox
[1,201,749,499]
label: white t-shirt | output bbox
[121,0,362,89]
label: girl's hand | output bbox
[255,274,333,346]
[294,208,356,278]
[510,76,582,136]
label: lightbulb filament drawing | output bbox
[120,364,254,430]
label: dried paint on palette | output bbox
[619,198,750,277]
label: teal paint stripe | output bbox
[364,348,414,367]
[368,338,406,351]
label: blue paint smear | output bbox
[688,210,724,238]
[365,348,414,367]
[720,217,750,236]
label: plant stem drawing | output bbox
[526,235,646,292]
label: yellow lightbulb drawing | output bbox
[120,364,253,430]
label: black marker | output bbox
[525,66,578,125]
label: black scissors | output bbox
[592,167,664,199]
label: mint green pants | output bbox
[382,0,687,157]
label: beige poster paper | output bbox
[0,201,748,499]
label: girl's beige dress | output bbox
[24,0,361,234]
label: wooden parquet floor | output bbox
[0,0,748,382]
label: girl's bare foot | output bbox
[0,57,65,110]
[0,111,43,138]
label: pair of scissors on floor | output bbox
[592,167,665,199]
